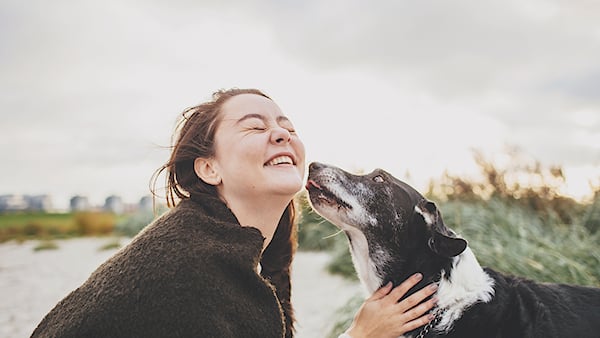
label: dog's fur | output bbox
[306,162,600,338]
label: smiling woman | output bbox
[192,92,306,243]
[30,88,437,338]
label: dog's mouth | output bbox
[306,179,352,210]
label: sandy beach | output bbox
[0,237,362,338]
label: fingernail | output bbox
[413,273,423,280]
[431,296,439,305]
[429,283,438,291]
[428,313,436,321]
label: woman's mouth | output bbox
[265,155,294,166]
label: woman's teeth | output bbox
[266,155,293,166]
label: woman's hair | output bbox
[151,88,297,337]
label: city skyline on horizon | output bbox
[0,193,155,213]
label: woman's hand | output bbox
[344,273,438,338]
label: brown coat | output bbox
[31,196,287,338]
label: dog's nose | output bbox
[309,162,324,172]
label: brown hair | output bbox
[151,88,297,337]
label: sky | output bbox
[1,0,599,210]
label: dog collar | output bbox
[415,307,445,338]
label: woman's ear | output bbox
[194,157,222,186]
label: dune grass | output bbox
[443,198,599,286]
[0,211,120,242]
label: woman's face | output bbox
[210,93,306,202]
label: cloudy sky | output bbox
[1,0,599,209]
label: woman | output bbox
[31,88,437,338]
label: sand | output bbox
[0,237,362,338]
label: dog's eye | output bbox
[373,175,384,183]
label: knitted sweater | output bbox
[31,196,287,338]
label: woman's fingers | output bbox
[401,310,436,333]
[346,274,439,338]
[396,282,438,312]
[368,281,393,301]
[399,295,437,321]
[384,273,423,304]
[395,292,438,334]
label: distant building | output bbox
[70,195,90,212]
[0,194,53,212]
[26,195,53,211]
[0,195,27,211]
[104,195,124,214]
[139,195,153,211]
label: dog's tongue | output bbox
[305,179,321,190]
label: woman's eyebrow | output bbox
[236,113,266,124]
[276,116,292,124]
[235,114,291,124]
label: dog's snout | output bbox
[309,162,325,172]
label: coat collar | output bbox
[181,193,266,268]
[187,193,240,225]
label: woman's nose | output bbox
[271,127,291,144]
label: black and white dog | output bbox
[306,162,600,338]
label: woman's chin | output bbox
[272,178,305,197]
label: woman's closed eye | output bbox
[246,124,295,133]
[279,121,296,133]
[244,123,267,131]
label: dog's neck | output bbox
[434,247,495,333]
[347,229,495,334]
[345,226,385,294]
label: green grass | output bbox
[0,212,76,242]
[441,198,600,286]
[0,211,120,242]
[0,212,75,229]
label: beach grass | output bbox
[0,212,120,242]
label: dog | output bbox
[305,162,600,338]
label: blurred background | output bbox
[1,1,599,337]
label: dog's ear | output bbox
[428,231,468,257]
[415,200,467,257]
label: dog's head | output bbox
[306,162,467,290]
